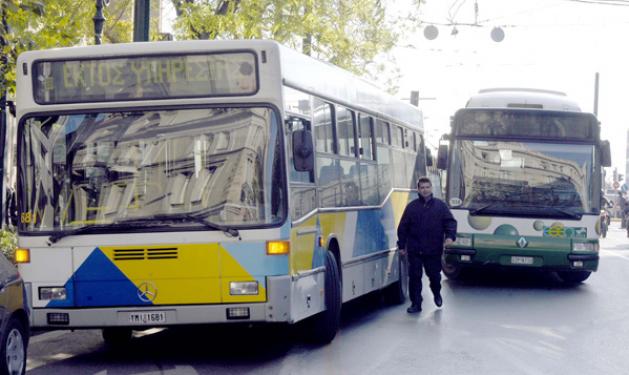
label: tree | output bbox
[0,0,133,96]
[171,0,403,92]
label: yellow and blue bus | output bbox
[13,40,427,344]
[439,88,611,284]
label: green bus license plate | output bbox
[511,256,534,265]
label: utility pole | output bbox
[133,0,150,42]
[594,72,599,117]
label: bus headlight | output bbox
[230,281,259,295]
[572,242,598,252]
[39,287,67,301]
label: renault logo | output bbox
[137,281,158,303]
[517,237,528,248]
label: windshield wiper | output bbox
[47,214,240,246]
[469,203,502,215]
[115,213,240,238]
[469,203,582,219]
[47,223,128,245]
[547,207,582,220]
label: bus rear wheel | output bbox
[309,251,341,345]
[556,270,591,285]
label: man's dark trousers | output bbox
[408,252,441,306]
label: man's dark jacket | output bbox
[397,194,457,255]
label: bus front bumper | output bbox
[29,275,294,329]
[444,247,599,271]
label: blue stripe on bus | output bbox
[70,248,152,307]
[353,207,392,257]
[221,242,289,286]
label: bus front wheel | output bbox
[309,251,341,345]
[556,270,591,285]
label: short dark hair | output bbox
[417,176,432,188]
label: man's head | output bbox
[416,176,432,198]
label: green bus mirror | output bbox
[437,144,448,170]
[600,140,611,167]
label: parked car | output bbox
[0,253,29,375]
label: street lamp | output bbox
[94,0,109,45]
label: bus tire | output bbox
[556,270,591,285]
[0,317,27,375]
[384,255,408,305]
[441,256,465,280]
[309,251,341,345]
[102,328,133,349]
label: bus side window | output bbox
[313,99,335,154]
[391,126,404,148]
[375,119,391,202]
[336,106,356,157]
[358,114,374,160]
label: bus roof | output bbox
[465,88,582,112]
[17,40,422,130]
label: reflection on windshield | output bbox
[19,107,285,232]
[449,140,595,214]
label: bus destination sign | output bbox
[33,52,258,104]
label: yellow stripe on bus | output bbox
[99,243,265,304]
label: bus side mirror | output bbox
[600,140,611,167]
[426,148,433,167]
[292,129,314,172]
[437,144,448,170]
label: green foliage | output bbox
[0,0,420,95]
[0,228,16,260]
[171,0,404,92]
[0,0,135,96]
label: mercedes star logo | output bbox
[137,281,158,303]
[517,237,528,248]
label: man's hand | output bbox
[399,247,407,256]
[444,238,454,247]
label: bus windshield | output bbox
[18,106,285,233]
[448,139,597,217]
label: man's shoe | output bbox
[434,294,443,307]
[406,304,422,314]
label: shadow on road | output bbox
[443,268,584,291]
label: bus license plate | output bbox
[128,311,167,325]
[511,256,534,265]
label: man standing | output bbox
[397,176,457,314]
